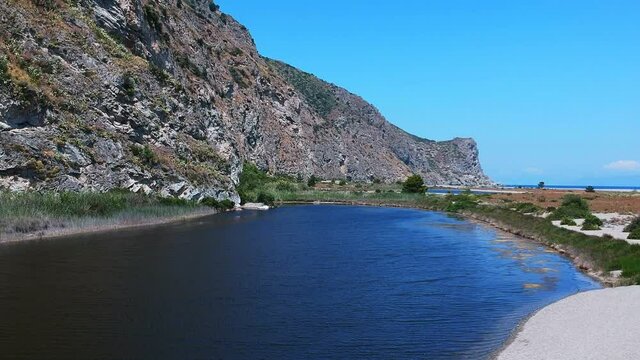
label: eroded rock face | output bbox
[0,0,492,200]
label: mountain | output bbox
[0,0,492,202]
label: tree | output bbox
[209,1,220,12]
[585,186,595,193]
[537,181,545,189]
[307,175,318,187]
[402,174,427,193]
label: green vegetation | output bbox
[0,190,204,237]
[444,193,479,212]
[625,218,640,240]
[402,174,427,193]
[265,58,337,117]
[513,202,541,214]
[585,186,596,193]
[0,55,8,82]
[131,144,158,166]
[122,73,136,98]
[560,217,577,226]
[236,162,304,204]
[581,214,603,230]
[256,192,275,207]
[201,197,235,210]
[144,4,163,34]
[624,217,640,233]
[548,194,591,220]
[307,175,318,187]
[538,181,545,189]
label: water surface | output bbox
[0,205,599,359]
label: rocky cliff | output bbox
[0,0,492,201]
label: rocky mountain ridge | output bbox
[0,0,492,202]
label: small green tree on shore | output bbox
[402,174,427,193]
[307,175,318,187]
[585,186,595,193]
[538,181,545,189]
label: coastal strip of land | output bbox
[496,286,640,360]
[0,191,234,244]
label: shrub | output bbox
[0,55,8,82]
[122,73,136,97]
[307,175,318,187]
[444,194,478,213]
[275,181,296,192]
[629,229,640,240]
[219,199,235,210]
[338,180,346,186]
[538,181,545,189]
[549,194,591,220]
[560,217,577,226]
[131,145,158,166]
[585,186,595,193]
[402,174,426,193]
[144,4,162,33]
[201,197,235,210]
[160,197,191,206]
[209,1,220,11]
[256,192,275,206]
[514,202,540,214]
[582,214,603,230]
[624,217,640,233]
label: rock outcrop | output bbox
[0,0,492,201]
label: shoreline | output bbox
[494,286,640,359]
[0,208,219,245]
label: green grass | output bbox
[0,190,216,238]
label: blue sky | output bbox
[217,0,640,186]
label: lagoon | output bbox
[0,205,598,359]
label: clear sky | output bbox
[217,0,640,186]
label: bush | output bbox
[256,192,275,206]
[159,197,191,207]
[122,73,136,97]
[514,202,540,214]
[209,1,220,11]
[275,181,296,192]
[201,197,235,210]
[131,145,158,166]
[0,55,8,82]
[560,217,577,226]
[338,180,346,186]
[582,214,603,230]
[307,175,318,187]
[549,194,591,220]
[624,217,640,233]
[629,228,640,240]
[444,194,478,213]
[402,174,426,193]
[585,186,596,193]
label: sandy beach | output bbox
[497,286,640,360]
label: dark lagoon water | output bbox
[0,205,599,359]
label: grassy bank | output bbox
[0,190,230,242]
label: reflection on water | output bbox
[0,205,599,359]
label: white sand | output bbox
[497,286,640,360]
[551,213,638,243]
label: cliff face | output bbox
[0,0,492,201]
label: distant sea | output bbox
[505,185,640,191]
